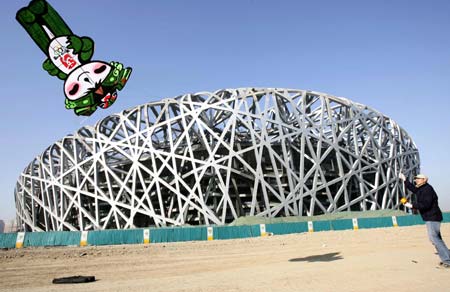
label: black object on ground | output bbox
[52,275,95,284]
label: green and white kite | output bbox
[16,0,132,116]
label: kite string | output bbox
[79,115,91,125]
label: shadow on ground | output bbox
[289,252,343,263]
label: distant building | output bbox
[0,220,4,233]
[3,220,18,233]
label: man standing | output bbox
[399,173,450,268]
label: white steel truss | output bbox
[15,88,420,231]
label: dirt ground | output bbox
[0,224,449,292]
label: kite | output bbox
[16,0,132,116]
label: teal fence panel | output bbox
[442,212,450,222]
[0,233,17,248]
[358,217,393,229]
[396,215,424,227]
[24,231,80,247]
[266,222,308,235]
[88,229,143,246]
[330,219,353,230]
[313,220,332,232]
[213,225,256,240]
[251,224,261,236]
[6,212,445,249]
[150,226,206,243]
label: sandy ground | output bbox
[0,224,449,292]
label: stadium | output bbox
[14,88,420,231]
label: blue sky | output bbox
[1,0,450,222]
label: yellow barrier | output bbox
[207,226,213,241]
[15,232,25,248]
[352,218,359,230]
[80,231,88,246]
[259,224,267,236]
[143,229,150,244]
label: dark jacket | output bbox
[404,181,442,222]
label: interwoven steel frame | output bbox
[15,88,420,231]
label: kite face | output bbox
[64,62,112,101]
[16,0,132,116]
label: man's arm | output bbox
[404,180,418,193]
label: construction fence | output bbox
[1,213,450,249]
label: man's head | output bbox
[414,174,428,186]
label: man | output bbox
[399,173,450,268]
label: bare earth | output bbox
[1,224,449,292]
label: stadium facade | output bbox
[15,88,420,231]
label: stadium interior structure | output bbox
[15,88,420,231]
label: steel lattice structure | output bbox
[15,88,420,231]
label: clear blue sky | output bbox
[1,0,450,222]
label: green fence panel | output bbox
[266,222,308,235]
[24,231,80,247]
[5,212,444,249]
[88,229,143,246]
[330,219,353,231]
[442,212,450,223]
[213,225,256,240]
[150,226,206,243]
[0,233,17,248]
[396,215,424,227]
[251,224,261,236]
[313,220,332,232]
[358,217,393,229]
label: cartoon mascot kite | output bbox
[16,0,132,116]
